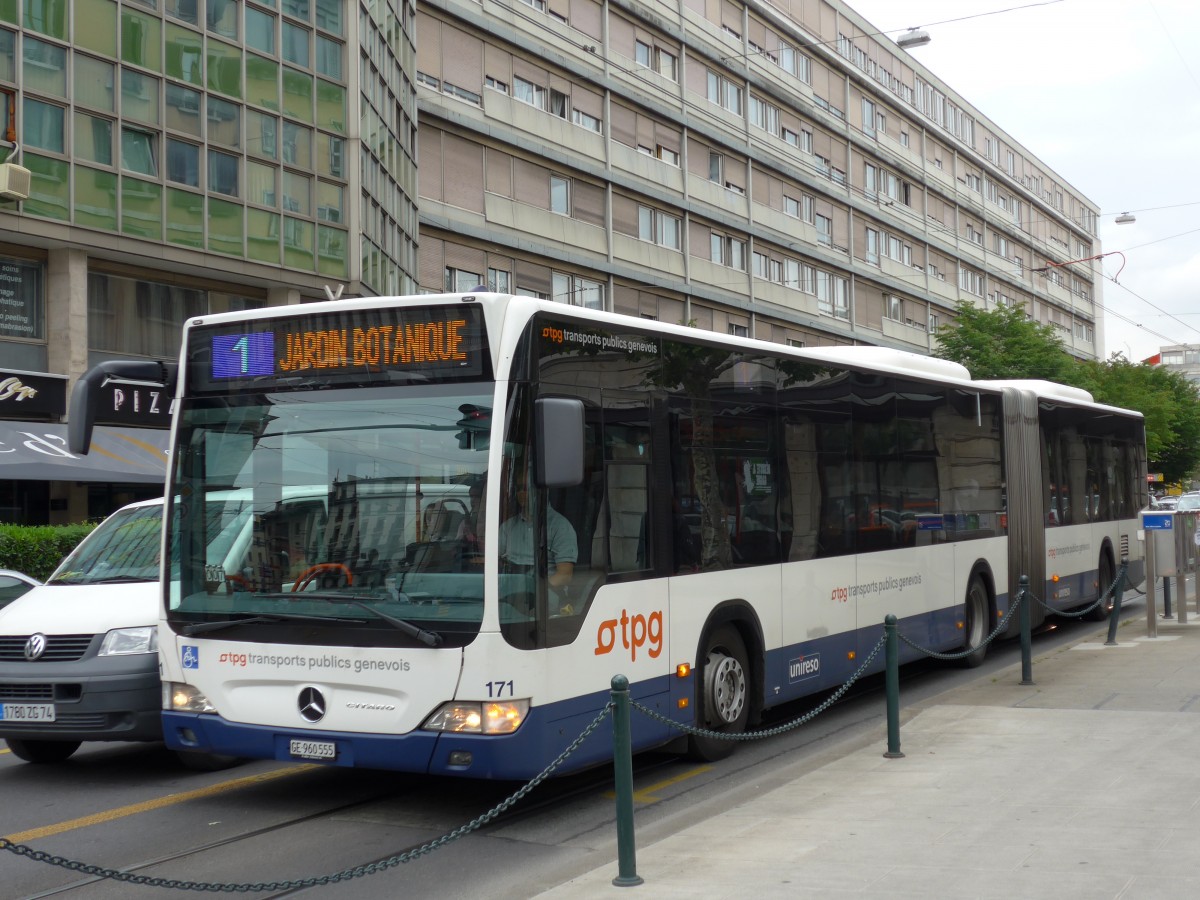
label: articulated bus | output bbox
[69,292,1146,778]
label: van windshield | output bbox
[166,384,492,648]
[49,504,163,585]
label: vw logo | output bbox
[24,633,47,661]
[298,686,326,723]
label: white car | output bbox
[0,569,40,610]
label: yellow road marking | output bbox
[604,765,712,805]
[4,764,320,844]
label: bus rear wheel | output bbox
[687,625,750,761]
[961,576,989,669]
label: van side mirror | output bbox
[534,397,584,488]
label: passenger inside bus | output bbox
[499,472,578,611]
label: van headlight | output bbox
[99,626,158,656]
[422,700,529,734]
[166,682,219,714]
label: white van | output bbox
[0,497,245,769]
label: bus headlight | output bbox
[166,682,218,714]
[422,700,529,734]
[99,626,158,656]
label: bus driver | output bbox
[498,473,577,609]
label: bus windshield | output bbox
[166,383,492,647]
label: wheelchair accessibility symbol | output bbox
[182,645,200,669]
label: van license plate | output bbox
[289,739,335,760]
[0,703,55,722]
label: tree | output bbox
[933,300,1078,383]
[1077,355,1200,485]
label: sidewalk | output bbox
[538,598,1200,899]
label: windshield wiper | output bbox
[287,593,444,647]
[179,611,359,636]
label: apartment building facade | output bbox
[415,0,1102,353]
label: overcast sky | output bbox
[846,0,1200,362]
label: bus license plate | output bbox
[0,703,55,722]
[289,739,336,760]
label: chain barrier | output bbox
[630,631,887,743]
[1027,561,1129,620]
[0,704,614,893]
[896,588,1023,662]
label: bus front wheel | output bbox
[687,625,750,761]
[961,576,990,668]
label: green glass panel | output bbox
[74,56,115,111]
[207,40,242,98]
[121,9,162,70]
[23,153,69,220]
[74,111,113,164]
[24,0,66,39]
[0,0,16,25]
[282,68,312,122]
[24,38,66,96]
[0,29,12,81]
[282,217,313,269]
[166,23,203,86]
[246,54,279,111]
[317,225,347,279]
[166,187,204,247]
[73,166,118,231]
[207,197,244,256]
[121,177,162,239]
[247,208,280,264]
[75,0,118,56]
[315,79,345,135]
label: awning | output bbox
[0,421,168,484]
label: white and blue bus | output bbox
[69,292,1146,778]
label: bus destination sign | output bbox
[190,305,489,391]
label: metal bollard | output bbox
[1104,560,1128,645]
[1019,575,1034,685]
[609,675,643,887]
[1163,576,1173,620]
[883,615,903,759]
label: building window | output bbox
[710,232,746,270]
[550,175,570,214]
[815,214,832,247]
[513,75,546,110]
[166,138,200,186]
[728,323,748,337]
[572,108,601,132]
[708,150,723,184]
[638,206,681,250]
[445,267,482,292]
[553,272,603,309]
[885,295,903,321]
[487,268,511,293]
[865,228,880,265]
[706,70,743,115]
[122,127,157,176]
[207,148,238,196]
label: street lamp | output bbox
[1115,212,1136,225]
[896,28,931,49]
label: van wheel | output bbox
[1089,554,1116,621]
[175,750,243,771]
[5,738,81,763]
[686,625,750,761]
[961,576,990,669]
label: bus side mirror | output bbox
[534,397,584,488]
[68,360,177,454]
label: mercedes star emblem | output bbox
[298,686,326,723]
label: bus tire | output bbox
[1088,552,1116,622]
[5,738,81,764]
[687,625,750,761]
[175,750,243,771]
[960,575,990,669]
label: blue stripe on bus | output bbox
[162,596,1015,778]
